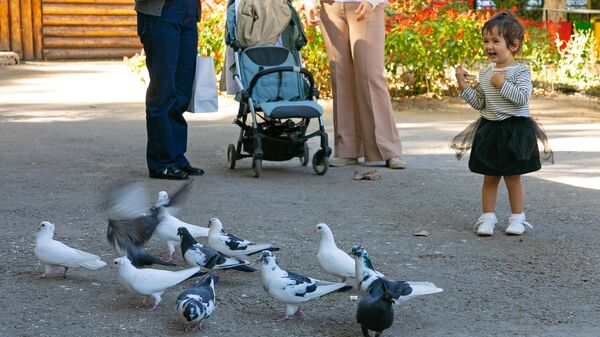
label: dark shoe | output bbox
[149,167,189,180]
[180,164,204,176]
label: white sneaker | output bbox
[330,157,359,167]
[386,156,406,169]
[505,213,533,235]
[473,213,497,236]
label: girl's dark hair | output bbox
[482,11,525,55]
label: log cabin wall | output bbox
[0,0,142,60]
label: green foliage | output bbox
[551,29,600,92]
[124,0,600,98]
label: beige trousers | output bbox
[319,2,402,162]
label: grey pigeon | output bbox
[208,218,279,259]
[176,274,219,331]
[178,227,256,272]
[104,179,192,267]
[113,256,205,309]
[34,221,107,278]
[356,278,396,337]
[350,245,443,303]
[155,204,208,262]
[315,223,355,282]
[258,251,352,320]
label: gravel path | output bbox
[1,62,599,337]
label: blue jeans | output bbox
[137,0,199,173]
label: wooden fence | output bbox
[0,0,141,60]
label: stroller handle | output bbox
[245,66,317,100]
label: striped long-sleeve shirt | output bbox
[460,63,532,121]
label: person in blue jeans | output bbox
[136,0,204,179]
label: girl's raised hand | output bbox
[455,64,469,90]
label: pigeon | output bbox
[104,179,192,267]
[315,223,355,282]
[258,251,352,320]
[208,218,280,259]
[178,227,256,272]
[156,205,209,262]
[33,221,107,278]
[356,278,396,337]
[176,274,219,331]
[349,245,386,292]
[113,256,206,309]
[350,245,443,303]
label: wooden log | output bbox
[32,0,42,59]
[20,0,34,59]
[43,3,136,15]
[44,47,140,59]
[8,0,21,57]
[44,0,134,4]
[43,25,138,37]
[0,0,10,50]
[44,36,141,48]
[43,14,137,25]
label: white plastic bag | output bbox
[187,56,218,113]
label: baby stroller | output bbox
[224,0,331,178]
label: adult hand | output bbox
[490,72,506,89]
[307,8,321,27]
[455,64,468,91]
[355,1,373,22]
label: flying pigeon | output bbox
[113,256,205,310]
[356,278,396,337]
[350,245,443,303]
[315,223,355,282]
[258,251,352,320]
[34,221,107,278]
[104,179,192,267]
[178,227,255,272]
[208,218,280,259]
[176,274,219,331]
[156,205,209,262]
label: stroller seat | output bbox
[260,100,323,119]
[237,45,323,119]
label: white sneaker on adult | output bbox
[505,213,532,235]
[330,157,359,167]
[386,156,406,169]
[473,213,497,236]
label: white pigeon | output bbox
[208,218,279,259]
[155,205,209,262]
[350,245,443,303]
[315,223,355,282]
[113,256,205,310]
[33,221,107,278]
[258,251,352,320]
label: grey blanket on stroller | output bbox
[237,0,291,48]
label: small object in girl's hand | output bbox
[413,230,430,237]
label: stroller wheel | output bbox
[299,143,309,166]
[312,149,329,175]
[227,144,237,170]
[253,157,262,178]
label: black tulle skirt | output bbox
[451,116,554,176]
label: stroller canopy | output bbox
[225,0,308,52]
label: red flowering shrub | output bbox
[126,0,567,97]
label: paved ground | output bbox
[1,62,600,337]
